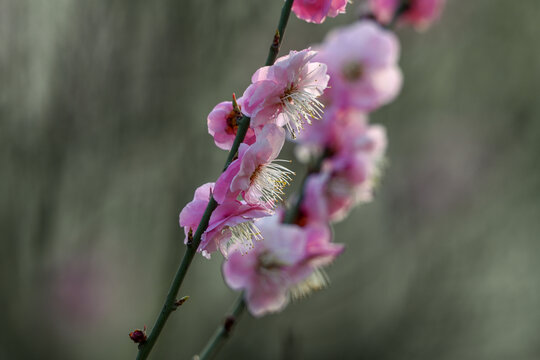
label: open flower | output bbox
[214,124,294,207]
[370,0,445,30]
[242,49,329,138]
[207,98,256,150]
[292,0,349,24]
[315,21,402,112]
[223,215,344,317]
[179,183,271,257]
[300,119,387,223]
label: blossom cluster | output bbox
[219,20,400,317]
[179,0,445,317]
[370,0,445,29]
[180,49,329,259]
[296,21,397,222]
[290,0,445,29]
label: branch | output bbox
[135,1,295,359]
[265,0,294,66]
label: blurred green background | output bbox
[2,0,540,359]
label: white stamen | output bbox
[221,221,263,256]
[251,160,295,207]
[281,88,325,139]
[289,268,329,300]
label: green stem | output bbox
[135,1,295,359]
[196,296,246,360]
[136,198,218,360]
[265,0,294,66]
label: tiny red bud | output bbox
[129,326,147,344]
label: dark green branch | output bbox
[265,0,294,66]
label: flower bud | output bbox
[129,326,147,344]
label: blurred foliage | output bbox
[1,0,540,359]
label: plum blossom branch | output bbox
[192,0,447,354]
[134,1,294,359]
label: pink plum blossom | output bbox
[300,120,387,222]
[302,171,352,223]
[179,183,271,257]
[370,0,445,29]
[242,49,329,138]
[314,21,402,112]
[207,98,256,151]
[292,0,349,24]
[214,124,294,207]
[223,215,344,317]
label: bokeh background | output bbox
[2,0,540,359]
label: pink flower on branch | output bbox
[207,98,256,151]
[214,124,294,208]
[223,215,344,317]
[314,21,402,112]
[299,114,388,222]
[179,183,271,257]
[370,0,445,30]
[242,49,329,138]
[303,172,353,223]
[291,0,349,24]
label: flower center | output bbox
[258,251,285,270]
[294,208,309,227]
[249,160,295,206]
[342,61,364,82]
[220,220,262,256]
[225,109,242,135]
[289,268,329,300]
[280,83,324,139]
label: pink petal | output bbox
[222,250,258,289]
[214,160,242,204]
[245,276,289,317]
